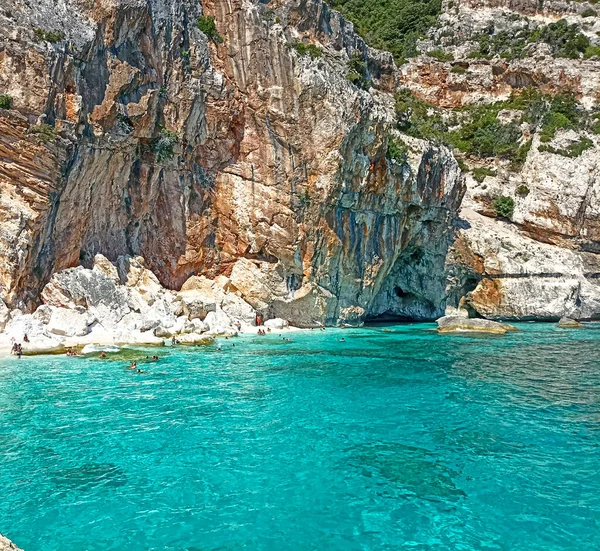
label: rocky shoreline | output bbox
[0,254,303,356]
[0,534,22,551]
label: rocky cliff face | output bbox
[1,0,598,327]
[0,0,464,326]
[403,0,600,321]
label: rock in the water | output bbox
[436,316,517,335]
[558,317,583,328]
[0,533,24,551]
[176,333,214,346]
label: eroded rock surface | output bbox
[0,0,463,327]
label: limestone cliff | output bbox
[0,0,464,326]
[1,0,599,326]
[401,0,600,321]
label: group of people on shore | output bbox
[10,342,22,358]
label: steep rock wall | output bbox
[0,0,464,325]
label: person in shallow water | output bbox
[100,352,106,359]
[129,361,137,370]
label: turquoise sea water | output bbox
[0,323,599,551]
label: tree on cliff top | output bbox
[326,0,442,64]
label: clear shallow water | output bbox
[1,323,599,551]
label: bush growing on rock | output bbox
[197,16,223,44]
[493,196,515,219]
[387,136,408,164]
[427,48,454,62]
[0,94,12,109]
[471,167,496,182]
[34,28,65,43]
[347,53,370,89]
[294,42,322,59]
[538,137,594,158]
[26,123,57,143]
[154,129,179,162]
[516,184,530,196]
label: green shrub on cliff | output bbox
[34,28,65,43]
[427,48,454,62]
[0,94,12,109]
[294,43,322,59]
[539,137,593,158]
[471,167,496,182]
[347,53,370,89]
[493,196,515,219]
[154,129,179,162]
[530,19,589,59]
[26,124,57,143]
[326,0,443,64]
[197,16,223,44]
[387,136,408,164]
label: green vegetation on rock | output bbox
[469,19,594,61]
[427,48,454,62]
[26,124,57,143]
[154,129,179,162]
[34,28,65,43]
[539,137,594,158]
[394,87,593,168]
[347,53,370,89]
[493,196,515,219]
[197,16,223,44]
[327,0,442,64]
[471,167,496,182]
[0,94,12,109]
[387,136,408,164]
[294,43,322,59]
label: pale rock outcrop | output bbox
[437,315,517,334]
[177,333,214,345]
[264,318,289,330]
[41,267,131,328]
[46,307,93,337]
[0,534,23,551]
[92,254,120,285]
[0,300,9,331]
[204,310,237,336]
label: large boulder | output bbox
[177,333,214,345]
[179,275,223,320]
[264,318,289,329]
[92,254,120,284]
[116,255,164,305]
[42,267,131,328]
[220,294,256,325]
[436,316,518,335]
[204,309,236,336]
[47,307,93,337]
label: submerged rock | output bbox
[436,316,517,335]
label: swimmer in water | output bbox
[340,338,346,342]
[100,352,106,359]
[129,361,137,370]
